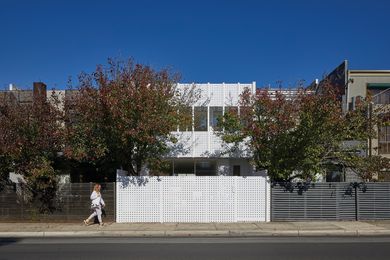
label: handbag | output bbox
[90,203,100,210]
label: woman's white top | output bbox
[90,191,105,207]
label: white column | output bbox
[237,82,241,115]
[192,104,195,157]
[159,178,163,223]
[234,176,238,222]
[207,82,211,155]
[265,175,271,222]
[222,82,225,113]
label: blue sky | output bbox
[0,0,389,90]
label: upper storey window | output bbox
[210,106,223,131]
[194,106,208,131]
[379,125,390,154]
[368,83,390,105]
[178,106,192,132]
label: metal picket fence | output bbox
[0,182,115,222]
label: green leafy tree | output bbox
[218,83,390,182]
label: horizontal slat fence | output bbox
[359,183,390,220]
[0,182,115,222]
[272,182,390,221]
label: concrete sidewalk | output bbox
[1,221,390,238]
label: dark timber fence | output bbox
[271,182,390,221]
[0,182,115,222]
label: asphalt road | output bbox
[1,237,390,260]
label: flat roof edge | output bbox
[349,70,390,74]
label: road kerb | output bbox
[298,230,358,237]
[229,230,299,237]
[357,230,390,236]
[165,230,230,237]
[1,229,390,238]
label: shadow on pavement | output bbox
[0,238,21,247]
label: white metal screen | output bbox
[116,172,270,223]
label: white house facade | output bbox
[162,82,259,177]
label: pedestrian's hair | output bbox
[93,184,101,192]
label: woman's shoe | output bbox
[99,223,104,227]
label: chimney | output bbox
[33,82,47,100]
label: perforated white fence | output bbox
[116,172,270,223]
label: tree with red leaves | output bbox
[0,89,64,211]
[64,59,194,176]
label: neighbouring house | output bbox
[309,60,390,181]
[0,83,99,183]
[0,82,47,104]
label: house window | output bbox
[379,125,390,154]
[194,106,208,131]
[367,83,390,105]
[195,160,216,176]
[326,171,343,182]
[179,106,192,131]
[325,164,343,182]
[174,161,195,175]
[209,106,223,131]
[173,160,217,176]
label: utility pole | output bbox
[368,102,373,157]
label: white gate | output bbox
[116,171,270,223]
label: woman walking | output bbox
[84,184,106,226]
